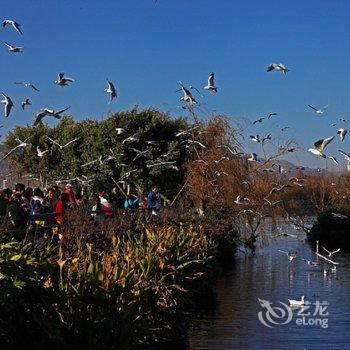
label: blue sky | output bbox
[2,0,350,168]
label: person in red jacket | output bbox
[64,184,76,207]
[98,191,114,218]
[55,192,68,225]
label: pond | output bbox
[187,221,350,350]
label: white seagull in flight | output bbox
[34,106,70,125]
[337,128,347,142]
[3,20,23,35]
[4,42,23,53]
[46,136,80,150]
[267,63,289,74]
[1,93,14,117]
[308,104,328,115]
[204,72,217,92]
[1,136,32,160]
[21,98,31,110]
[308,136,334,158]
[55,72,74,87]
[178,81,197,106]
[104,80,117,103]
[15,81,39,91]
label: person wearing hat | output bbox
[64,184,76,207]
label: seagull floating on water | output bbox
[3,20,22,34]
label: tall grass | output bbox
[0,210,234,349]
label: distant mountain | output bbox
[262,158,332,177]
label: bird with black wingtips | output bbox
[308,136,334,158]
[15,81,39,91]
[204,72,217,92]
[267,63,289,74]
[1,93,14,117]
[104,80,117,103]
[3,19,23,34]
[4,42,23,53]
[55,72,75,87]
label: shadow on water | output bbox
[186,220,350,350]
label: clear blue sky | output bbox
[2,0,350,168]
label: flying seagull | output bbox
[250,135,260,143]
[46,136,80,150]
[308,136,334,158]
[4,42,23,53]
[338,149,350,162]
[178,81,197,106]
[204,72,217,92]
[337,128,347,142]
[181,139,206,149]
[247,153,258,162]
[55,72,74,87]
[14,81,39,91]
[36,146,48,158]
[253,117,264,124]
[1,136,32,160]
[34,106,70,125]
[3,20,22,35]
[104,80,117,103]
[268,184,292,196]
[1,93,14,117]
[21,98,31,110]
[268,112,278,119]
[322,246,340,257]
[267,63,289,74]
[115,127,126,135]
[234,194,250,205]
[308,104,328,115]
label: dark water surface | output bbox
[187,221,350,350]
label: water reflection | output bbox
[188,221,350,350]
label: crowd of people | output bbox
[0,182,169,239]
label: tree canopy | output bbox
[3,107,189,195]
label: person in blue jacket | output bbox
[124,194,140,209]
[147,186,162,215]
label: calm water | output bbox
[188,221,350,350]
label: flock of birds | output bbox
[1,17,350,174]
[274,223,342,307]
